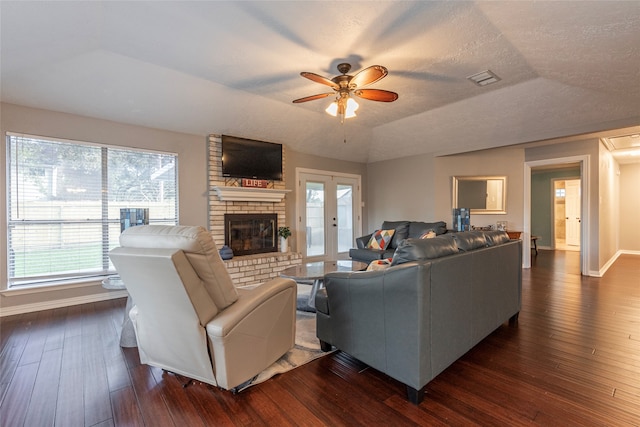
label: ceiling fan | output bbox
[292,63,398,122]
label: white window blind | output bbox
[6,133,178,288]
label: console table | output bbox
[506,231,538,255]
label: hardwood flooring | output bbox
[1,250,639,426]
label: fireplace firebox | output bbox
[224,214,277,256]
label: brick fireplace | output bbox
[208,135,301,286]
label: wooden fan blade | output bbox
[349,65,388,88]
[300,72,340,90]
[292,93,334,103]
[353,89,398,102]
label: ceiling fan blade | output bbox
[353,89,398,102]
[300,72,340,90]
[349,65,388,88]
[292,93,334,103]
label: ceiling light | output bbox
[345,97,359,117]
[467,70,501,87]
[325,94,359,123]
[325,102,338,117]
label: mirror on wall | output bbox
[452,176,507,214]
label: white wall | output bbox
[1,103,208,314]
[598,144,620,266]
[619,162,640,252]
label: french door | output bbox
[296,169,361,261]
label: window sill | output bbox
[1,278,107,296]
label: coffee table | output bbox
[280,260,367,312]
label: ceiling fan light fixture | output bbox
[325,101,339,117]
[325,95,358,120]
[296,63,397,122]
[345,97,359,118]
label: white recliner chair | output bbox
[109,225,297,390]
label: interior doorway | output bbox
[553,178,581,251]
[524,155,590,275]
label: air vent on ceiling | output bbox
[467,70,501,87]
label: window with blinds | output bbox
[6,133,178,288]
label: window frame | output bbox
[5,132,179,289]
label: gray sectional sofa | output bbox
[348,220,448,263]
[316,230,522,404]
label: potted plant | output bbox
[278,226,291,252]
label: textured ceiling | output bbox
[1,1,639,163]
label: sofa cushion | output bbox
[381,220,410,248]
[391,235,459,265]
[367,229,396,250]
[408,221,447,238]
[349,247,395,263]
[452,231,488,252]
[483,230,510,246]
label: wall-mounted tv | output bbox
[221,135,283,181]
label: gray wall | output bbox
[365,146,524,232]
[367,137,637,275]
[1,103,208,313]
[284,148,368,252]
[531,168,581,248]
[365,152,436,230]
[434,147,525,231]
[0,103,368,314]
[2,102,637,314]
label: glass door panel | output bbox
[305,181,325,257]
[336,184,353,253]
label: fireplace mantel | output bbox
[212,186,290,202]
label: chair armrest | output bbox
[206,277,296,337]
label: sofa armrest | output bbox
[355,233,373,249]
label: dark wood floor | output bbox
[1,250,639,426]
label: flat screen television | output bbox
[221,135,283,181]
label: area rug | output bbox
[236,301,333,392]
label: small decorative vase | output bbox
[280,237,288,253]
[219,245,234,260]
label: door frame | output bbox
[295,167,362,261]
[524,155,590,275]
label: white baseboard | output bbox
[0,290,128,317]
[593,250,640,277]
[619,249,640,256]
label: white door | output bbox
[296,169,361,261]
[565,179,581,247]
